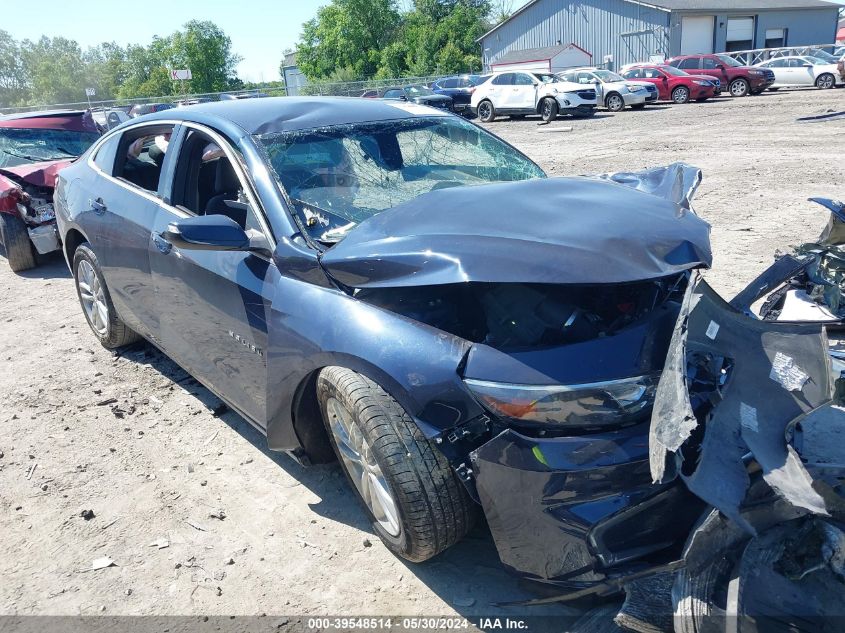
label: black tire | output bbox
[317,366,475,562]
[672,85,691,104]
[540,97,558,122]
[72,243,141,349]
[815,73,835,89]
[729,78,749,97]
[768,87,780,91]
[477,100,495,123]
[605,92,625,112]
[0,213,36,272]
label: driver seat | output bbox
[204,159,247,228]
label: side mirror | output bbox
[161,214,250,251]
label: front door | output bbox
[506,73,538,110]
[149,126,276,427]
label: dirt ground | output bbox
[0,88,843,624]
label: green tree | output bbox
[21,36,87,104]
[0,30,28,107]
[168,20,242,93]
[296,0,401,80]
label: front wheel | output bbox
[729,78,749,97]
[317,366,475,562]
[540,97,558,122]
[605,93,625,112]
[816,73,835,89]
[477,100,495,123]
[672,86,691,104]
[0,213,37,272]
[73,243,141,349]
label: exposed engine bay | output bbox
[355,274,688,352]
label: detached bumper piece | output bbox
[469,422,704,586]
[650,274,833,530]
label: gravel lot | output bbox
[0,88,843,623]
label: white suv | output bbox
[556,68,657,112]
[470,71,597,122]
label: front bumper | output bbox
[469,421,705,586]
[622,91,649,106]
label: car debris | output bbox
[731,197,845,324]
[571,266,844,630]
[91,556,116,571]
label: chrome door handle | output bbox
[152,233,172,254]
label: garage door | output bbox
[726,17,754,51]
[681,16,714,55]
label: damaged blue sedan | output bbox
[54,97,712,586]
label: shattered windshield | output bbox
[0,128,99,167]
[258,116,546,243]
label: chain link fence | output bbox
[0,70,485,114]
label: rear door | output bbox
[488,73,512,108]
[74,122,177,342]
[148,124,276,427]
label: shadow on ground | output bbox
[113,341,599,626]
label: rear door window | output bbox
[492,73,514,85]
[113,124,175,194]
[680,57,701,70]
[92,134,121,174]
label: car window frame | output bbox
[86,119,276,254]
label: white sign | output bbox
[85,87,96,97]
[170,69,192,81]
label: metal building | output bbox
[479,0,841,71]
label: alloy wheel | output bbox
[673,87,689,103]
[542,100,552,118]
[77,259,109,336]
[730,80,748,97]
[326,396,401,537]
[478,101,492,121]
[607,95,623,112]
[817,74,834,89]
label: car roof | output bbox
[139,96,450,137]
[0,109,95,132]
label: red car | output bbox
[621,64,719,103]
[0,110,99,272]
[666,54,775,97]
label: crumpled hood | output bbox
[320,166,712,288]
[0,159,73,189]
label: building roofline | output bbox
[477,0,671,43]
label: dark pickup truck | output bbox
[667,53,775,97]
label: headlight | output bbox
[692,80,709,86]
[624,83,645,91]
[463,374,660,428]
[749,70,763,75]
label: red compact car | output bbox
[622,64,719,103]
[0,110,100,271]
